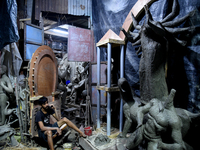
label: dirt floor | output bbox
[0,128,83,150]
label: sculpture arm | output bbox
[136,102,151,128]
[81,63,89,75]
[57,83,66,91]
[1,75,13,93]
[121,103,132,138]
[121,119,132,138]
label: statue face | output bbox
[59,57,68,70]
[0,65,7,75]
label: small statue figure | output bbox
[69,77,85,104]
[117,78,142,138]
[18,70,25,89]
[58,54,71,82]
[57,54,71,110]
[0,125,19,146]
[0,65,14,126]
[80,62,89,81]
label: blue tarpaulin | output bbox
[92,0,200,112]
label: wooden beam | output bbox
[119,0,157,41]
[44,22,59,31]
[96,86,120,92]
[19,18,31,22]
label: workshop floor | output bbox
[1,129,83,150]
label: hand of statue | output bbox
[56,128,62,136]
[157,141,163,149]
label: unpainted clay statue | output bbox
[57,54,71,110]
[119,0,200,149]
[118,78,142,138]
[118,78,200,150]
[69,77,85,104]
[121,0,197,104]
[130,89,186,150]
[0,125,19,146]
[58,54,71,81]
[125,89,200,150]
[0,65,14,126]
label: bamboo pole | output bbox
[15,77,24,142]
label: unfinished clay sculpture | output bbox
[125,89,200,150]
[0,65,14,126]
[94,134,111,146]
[118,78,142,138]
[118,77,200,149]
[57,54,71,110]
[126,89,186,149]
[121,0,197,104]
[0,125,19,146]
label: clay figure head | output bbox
[0,65,7,75]
[59,53,68,70]
[118,78,134,103]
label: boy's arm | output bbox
[50,104,60,121]
[38,121,61,135]
[52,113,59,121]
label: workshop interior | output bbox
[0,0,200,150]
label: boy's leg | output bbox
[57,117,86,137]
[45,130,54,150]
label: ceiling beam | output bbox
[44,22,59,31]
[44,30,68,38]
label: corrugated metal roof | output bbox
[35,0,92,20]
[68,0,92,16]
[35,0,68,20]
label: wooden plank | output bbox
[119,0,157,41]
[96,86,105,91]
[96,38,125,47]
[96,29,125,47]
[29,95,43,102]
[105,86,120,92]
[96,86,120,92]
[44,22,58,31]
